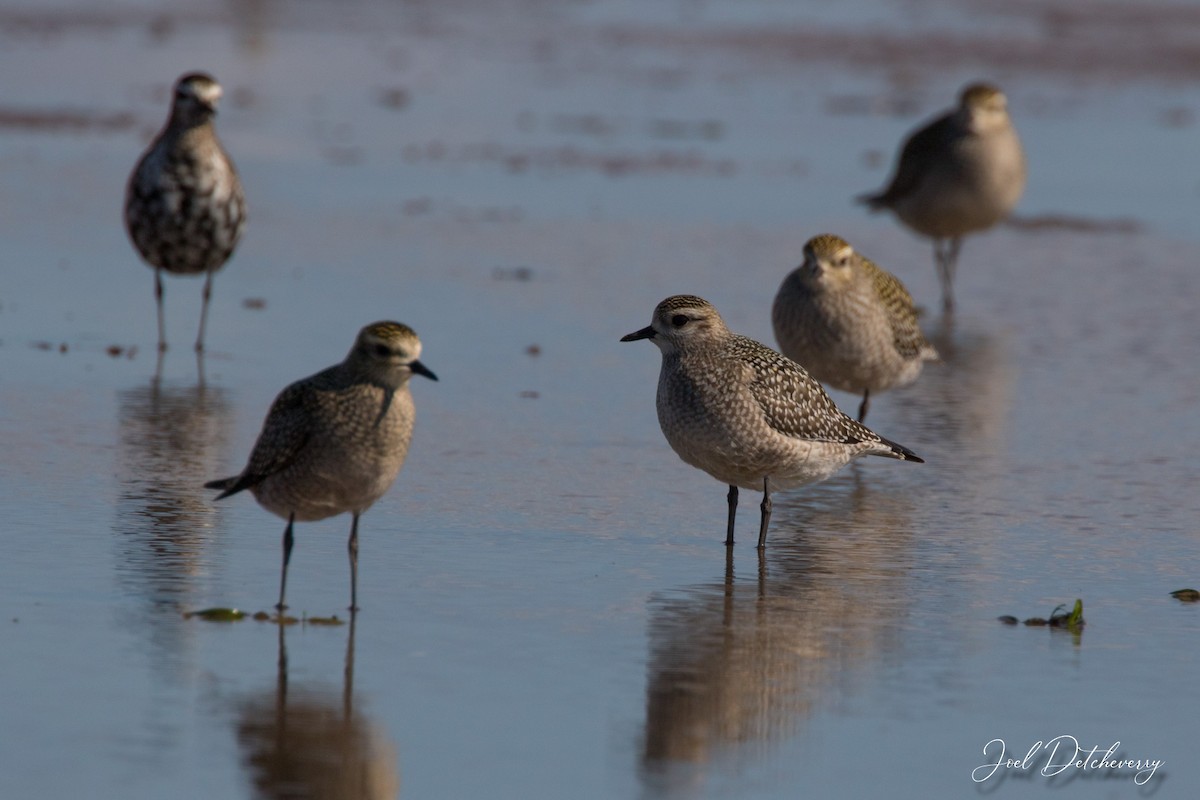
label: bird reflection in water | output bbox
[237,618,400,800]
[154,346,210,388]
[115,378,232,618]
[639,479,916,795]
[895,314,1014,450]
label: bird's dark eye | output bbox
[373,344,393,357]
[671,314,689,328]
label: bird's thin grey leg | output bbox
[934,239,950,312]
[343,613,357,719]
[857,388,870,423]
[154,268,168,352]
[946,237,962,311]
[935,237,961,313]
[725,485,738,547]
[276,513,295,611]
[756,477,772,550]
[195,269,215,353]
[348,512,361,612]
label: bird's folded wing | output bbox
[230,384,314,492]
[742,345,867,445]
[865,257,933,360]
[871,112,956,205]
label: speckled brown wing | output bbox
[728,335,870,445]
[206,379,313,498]
[861,256,934,360]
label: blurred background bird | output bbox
[125,71,246,353]
[858,82,1025,313]
[773,234,938,422]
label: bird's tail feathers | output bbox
[856,191,887,211]
[871,436,924,463]
[204,475,243,499]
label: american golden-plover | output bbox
[772,234,938,422]
[206,322,437,611]
[622,295,922,549]
[125,72,247,353]
[858,82,1025,312]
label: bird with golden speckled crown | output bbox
[206,322,437,612]
[773,234,938,423]
[125,72,246,353]
[622,295,922,549]
[858,82,1025,312]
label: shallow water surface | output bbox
[3,1,1200,797]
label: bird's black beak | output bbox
[411,360,438,381]
[620,326,655,342]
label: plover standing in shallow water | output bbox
[772,234,938,422]
[125,72,247,353]
[858,82,1025,312]
[206,322,437,611]
[622,295,921,549]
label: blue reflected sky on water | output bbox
[2,1,1200,798]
